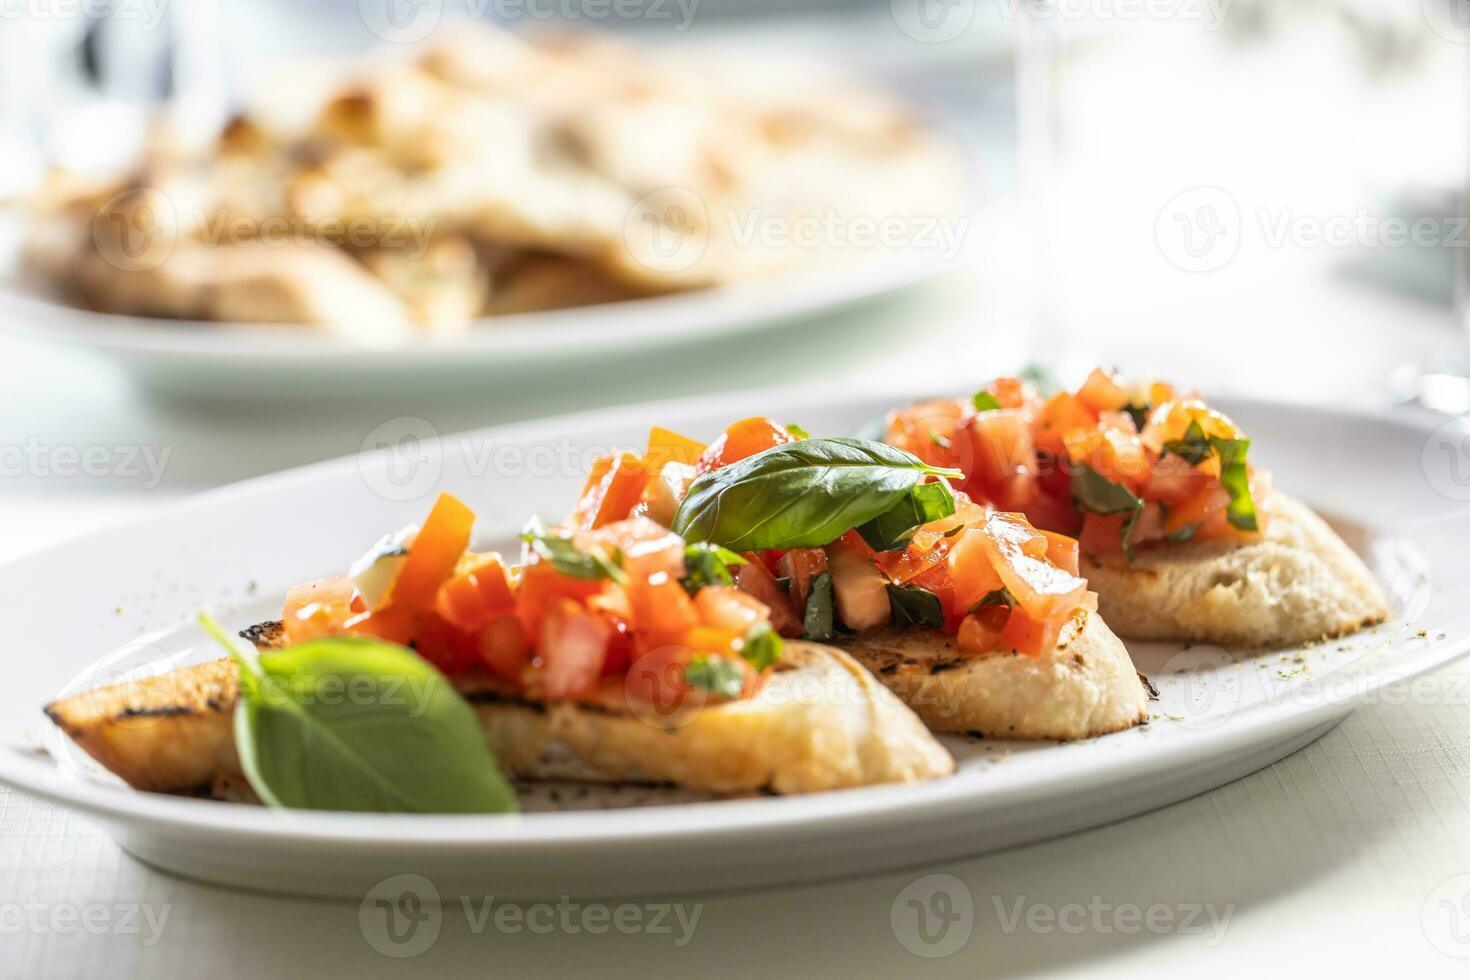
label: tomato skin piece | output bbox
[628,574,701,640]
[435,554,515,633]
[1040,531,1080,577]
[536,598,610,699]
[694,418,797,475]
[734,559,802,637]
[478,615,531,682]
[389,493,475,615]
[571,451,653,530]
[976,513,1088,625]
[515,560,606,640]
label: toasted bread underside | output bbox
[43,632,952,800]
[1080,492,1390,648]
[839,609,1149,740]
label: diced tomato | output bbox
[593,517,686,581]
[775,548,828,610]
[1078,512,1127,558]
[387,493,475,615]
[1026,488,1082,537]
[535,598,609,698]
[1075,367,1131,414]
[998,606,1060,658]
[628,574,701,641]
[884,399,970,474]
[969,409,1036,487]
[1063,425,1150,490]
[571,451,652,530]
[694,585,770,634]
[1039,530,1079,577]
[412,611,481,675]
[601,617,635,676]
[478,614,531,682]
[434,554,515,633]
[645,426,707,470]
[986,376,1038,413]
[956,604,1009,655]
[947,528,1005,612]
[1162,485,1229,537]
[1034,392,1098,456]
[281,576,358,645]
[733,559,801,637]
[1140,398,1242,454]
[515,559,607,639]
[976,513,1089,625]
[1144,453,1211,507]
[694,418,797,475]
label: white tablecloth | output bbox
[5,260,1470,978]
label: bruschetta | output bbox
[571,420,1149,740]
[45,494,953,802]
[884,369,1389,647]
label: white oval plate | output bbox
[0,250,945,400]
[1,389,1466,900]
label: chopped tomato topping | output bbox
[775,548,828,610]
[387,492,475,615]
[282,576,358,645]
[571,451,652,530]
[694,417,798,475]
[645,426,707,471]
[734,558,802,637]
[478,614,531,682]
[435,554,515,633]
[535,598,610,699]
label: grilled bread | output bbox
[44,624,953,799]
[840,608,1149,741]
[1079,492,1389,648]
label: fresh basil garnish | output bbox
[1165,524,1197,543]
[856,479,957,552]
[802,571,836,641]
[684,655,745,699]
[679,542,747,595]
[1162,420,1212,465]
[972,390,1002,412]
[739,620,782,670]
[522,517,628,584]
[1209,436,1258,531]
[887,584,945,629]
[1071,463,1144,559]
[785,422,811,440]
[1122,403,1151,431]
[672,438,962,552]
[970,587,1014,612]
[202,616,516,814]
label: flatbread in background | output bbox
[25,23,968,338]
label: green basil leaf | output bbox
[969,587,1014,613]
[201,616,516,814]
[785,422,811,440]
[679,542,747,595]
[684,656,745,700]
[1122,403,1151,432]
[972,390,1002,412]
[1070,463,1144,516]
[522,517,628,584]
[855,479,957,552]
[1209,436,1258,531]
[802,571,836,641]
[672,438,962,552]
[1162,420,1212,465]
[1165,524,1197,543]
[739,621,783,671]
[886,584,945,629]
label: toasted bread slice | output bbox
[44,627,952,799]
[839,609,1148,740]
[1079,492,1389,648]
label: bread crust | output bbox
[43,636,952,799]
[839,609,1149,740]
[1080,492,1389,648]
